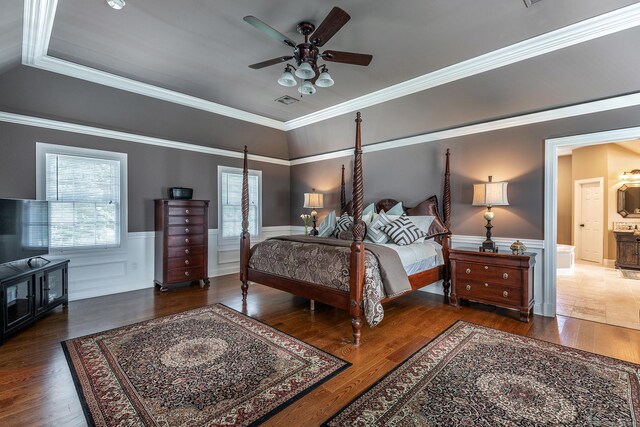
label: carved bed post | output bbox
[350,113,365,345]
[340,164,346,212]
[442,148,452,303]
[240,146,251,302]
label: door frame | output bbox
[544,126,640,318]
[573,177,604,264]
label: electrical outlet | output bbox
[131,262,138,270]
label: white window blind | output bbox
[220,169,260,239]
[45,153,121,249]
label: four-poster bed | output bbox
[240,112,452,344]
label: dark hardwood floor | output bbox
[1,275,639,426]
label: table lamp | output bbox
[472,176,509,252]
[304,189,324,236]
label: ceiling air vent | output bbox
[523,0,543,7]
[275,95,299,105]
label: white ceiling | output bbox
[43,0,639,122]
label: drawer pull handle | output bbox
[185,218,190,224]
[484,266,489,270]
[185,238,190,244]
[503,291,509,298]
[185,209,190,214]
[185,249,190,254]
[484,283,489,287]
[185,271,190,277]
[185,228,190,233]
[465,285,471,291]
[185,260,190,265]
[503,273,509,279]
[465,268,471,274]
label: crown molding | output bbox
[0,111,291,166]
[283,3,640,130]
[21,0,640,132]
[289,92,640,165]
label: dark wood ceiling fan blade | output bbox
[244,16,296,48]
[311,7,350,47]
[323,50,373,66]
[249,56,294,69]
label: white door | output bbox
[579,181,603,262]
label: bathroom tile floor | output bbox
[557,261,640,330]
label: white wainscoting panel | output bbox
[51,226,301,301]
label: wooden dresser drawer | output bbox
[168,254,204,270]
[167,245,205,258]
[168,206,205,217]
[168,225,205,236]
[456,280,521,305]
[167,215,205,226]
[167,235,205,247]
[167,266,207,283]
[455,261,521,288]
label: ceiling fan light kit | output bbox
[245,7,372,96]
[106,0,126,10]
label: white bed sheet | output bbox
[379,240,444,275]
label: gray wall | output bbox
[291,105,640,240]
[0,122,290,232]
[0,66,289,159]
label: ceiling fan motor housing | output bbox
[294,43,320,66]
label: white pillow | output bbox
[407,216,435,243]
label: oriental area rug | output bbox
[325,321,640,426]
[62,304,350,427]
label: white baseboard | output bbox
[65,226,301,301]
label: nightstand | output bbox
[449,248,536,322]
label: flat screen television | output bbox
[0,199,49,265]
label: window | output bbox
[36,143,127,251]
[218,166,261,240]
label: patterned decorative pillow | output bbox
[335,212,353,235]
[381,214,427,246]
[318,210,337,237]
[407,215,435,243]
[366,211,394,244]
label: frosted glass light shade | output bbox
[315,70,334,87]
[472,180,509,207]
[298,80,316,95]
[295,62,315,79]
[277,70,296,87]
[303,192,324,209]
[107,0,126,9]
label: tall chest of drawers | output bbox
[449,248,536,322]
[154,199,210,291]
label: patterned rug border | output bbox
[323,319,640,425]
[62,303,351,427]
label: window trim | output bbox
[35,142,128,255]
[217,165,262,242]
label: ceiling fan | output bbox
[244,7,373,95]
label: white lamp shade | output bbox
[277,70,296,87]
[298,80,316,95]
[472,181,509,206]
[303,192,324,209]
[107,0,126,9]
[315,71,334,88]
[295,62,315,79]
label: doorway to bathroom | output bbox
[554,140,640,330]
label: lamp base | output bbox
[309,218,319,236]
[479,241,499,253]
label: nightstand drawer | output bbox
[456,280,521,305]
[455,262,521,287]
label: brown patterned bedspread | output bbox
[249,237,410,326]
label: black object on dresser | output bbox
[614,231,640,270]
[154,199,210,291]
[450,248,536,322]
[1,259,69,344]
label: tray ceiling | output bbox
[46,0,639,122]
